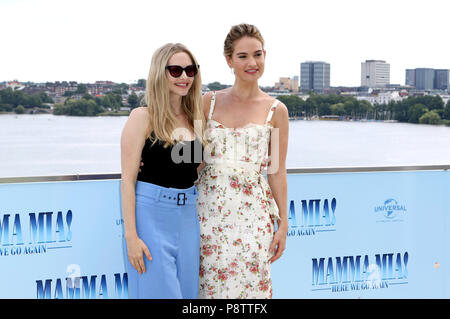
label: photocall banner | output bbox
[0,170,449,298]
[0,180,127,299]
[272,170,450,298]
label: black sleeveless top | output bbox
[137,134,203,189]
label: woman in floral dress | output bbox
[196,24,289,298]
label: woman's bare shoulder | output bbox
[272,100,289,126]
[129,106,150,122]
[204,87,231,98]
[216,87,232,97]
[130,106,149,116]
[124,106,151,136]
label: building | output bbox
[435,69,450,90]
[405,68,449,91]
[415,68,435,90]
[356,91,403,105]
[6,80,24,91]
[274,76,299,92]
[300,61,330,92]
[361,60,390,88]
[405,69,416,87]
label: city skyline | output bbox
[1,0,449,87]
[5,59,449,90]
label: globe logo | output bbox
[374,198,407,221]
[383,198,398,219]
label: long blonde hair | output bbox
[145,43,205,147]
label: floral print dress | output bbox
[196,92,280,299]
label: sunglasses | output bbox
[166,64,199,78]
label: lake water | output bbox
[0,114,449,178]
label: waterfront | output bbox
[0,114,449,178]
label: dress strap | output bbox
[265,99,280,124]
[208,91,216,120]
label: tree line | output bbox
[0,82,145,116]
[54,82,142,116]
[0,88,53,114]
[53,91,141,116]
[2,83,449,125]
[277,94,450,126]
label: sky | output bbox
[1,0,449,87]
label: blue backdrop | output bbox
[0,170,449,298]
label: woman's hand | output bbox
[259,157,271,174]
[268,221,287,264]
[125,235,152,274]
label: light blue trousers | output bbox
[123,181,199,299]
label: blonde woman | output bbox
[120,43,204,298]
[196,24,289,298]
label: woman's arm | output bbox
[197,161,206,174]
[202,91,213,120]
[267,102,289,263]
[120,107,152,274]
[196,91,213,173]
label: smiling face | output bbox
[166,51,195,97]
[226,36,266,82]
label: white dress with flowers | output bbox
[196,92,280,299]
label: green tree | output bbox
[392,100,409,122]
[408,104,428,123]
[303,95,317,118]
[12,90,27,107]
[137,94,145,107]
[386,101,396,120]
[359,100,372,119]
[0,88,14,105]
[419,110,441,125]
[53,103,67,115]
[113,83,129,95]
[39,92,53,104]
[101,93,123,111]
[65,99,86,116]
[85,99,104,116]
[127,92,139,110]
[25,94,42,108]
[82,93,95,100]
[443,100,450,120]
[14,105,25,114]
[54,98,104,116]
[137,79,146,88]
[0,104,13,112]
[330,102,346,116]
[430,95,444,110]
[343,100,355,118]
[76,83,87,94]
[277,95,304,116]
[411,95,444,111]
[207,82,228,91]
[317,102,331,116]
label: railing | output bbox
[1,164,448,184]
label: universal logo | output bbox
[288,198,337,237]
[374,199,407,222]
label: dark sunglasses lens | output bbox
[168,66,183,77]
[185,65,197,77]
